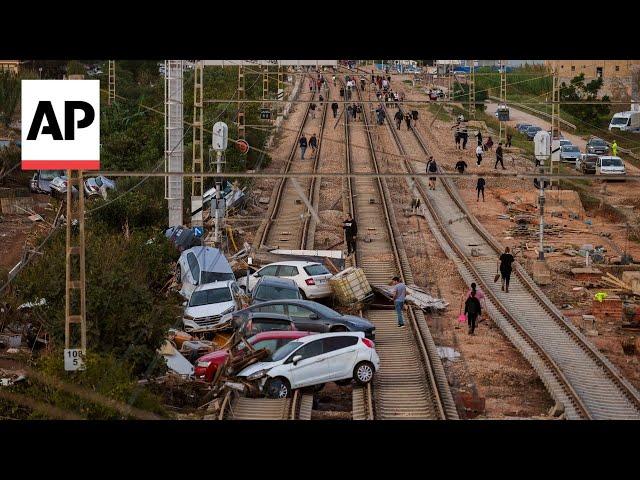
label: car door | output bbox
[276,265,300,283]
[250,265,278,291]
[286,304,325,332]
[287,339,329,388]
[323,336,360,381]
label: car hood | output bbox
[237,360,282,377]
[562,151,581,157]
[197,349,229,363]
[184,300,235,318]
[341,314,374,329]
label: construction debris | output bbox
[373,284,449,311]
[330,267,373,305]
[600,273,640,296]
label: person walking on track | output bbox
[343,214,358,256]
[331,102,339,118]
[391,276,407,328]
[309,102,317,119]
[299,134,308,160]
[497,246,515,293]
[333,74,337,86]
[461,128,469,149]
[476,144,484,166]
[494,143,505,169]
[393,109,403,130]
[476,176,485,202]
[360,77,366,91]
[404,112,412,129]
[476,130,483,146]
[455,158,468,174]
[427,156,438,190]
[309,133,318,156]
[454,129,461,149]
[464,289,482,335]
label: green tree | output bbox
[66,60,85,76]
[560,73,610,126]
[0,70,20,126]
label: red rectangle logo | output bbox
[21,160,101,170]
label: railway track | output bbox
[256,76,328,251]
[219,389,313,420]
[383,99,640,419]
[342,75,457,420]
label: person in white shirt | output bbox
[476,144,483,166]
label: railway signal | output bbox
[211,122,228,245]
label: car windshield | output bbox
[40,170,64,180]
[304,264,330,276]
[95,177,103,187]
[611,117,628,125]
[591,139,606,146]
[271,341,303,362]
[255,285,299,301]
[602,158,623,167]
[189,287,232,306]
[564,146,579,152]
[200,271,235,284]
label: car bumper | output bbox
[303,283,332,299]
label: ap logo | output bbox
[21,80,100,170]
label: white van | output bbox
[596,156,625,180]
[609,111,640,132]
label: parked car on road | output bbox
[559,139,573,148]
[237,331,380,398]
[251,276,302,304]
[609,111,640,132]
[194,330,313,382]
[177,246,235,299]
[221,299,376,339]
[29,170,65,194]
[586,137,609,155]
[596,156,625,179]
[83,176,116,198]
[525,126,543,140]
[575,154,598,174]
[239,261,333,299]
[559,145,581,163]
[516,123,532,133]
[182,280,240,330]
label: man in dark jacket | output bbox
[455,159,468,174]
[343,215,358,255]
[394,110,403,130]
[331,102,339,118]
[299,134,308,159]
[464,290,482,335]
[494,143,505,169]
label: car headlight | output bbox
[221,306,235,316]
[247,369,270,381]
[183,319,198,329]
[197,361,211,368]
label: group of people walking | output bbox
[298,133,318,159]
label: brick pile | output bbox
[592,294,623,322]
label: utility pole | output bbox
[499,60,507,145]
[64,170,87,371]
[237,65,246,143]
[468,60,476,119]
[550,61,561,186]
[165,60,184,228]
[108,60,115,105]
[192,60,204,229]
[211,122,228,245]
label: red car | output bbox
[194,330,313,382]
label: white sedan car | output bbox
[239,261,333,299]
[238,331,380,398]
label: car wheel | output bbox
[353,361,375,385]
[266,377,291,399]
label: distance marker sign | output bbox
[21,80,100,170]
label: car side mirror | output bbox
[292,355,302,366]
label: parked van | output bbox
[609,111,640,132]
[596,156,625,180]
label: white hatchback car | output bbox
[238,331,380,398]
[239,261,333,299]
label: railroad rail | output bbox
[385,99,640,419]
[256,76,328,251]
[220,389,313,420]
[343,75,458,420]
